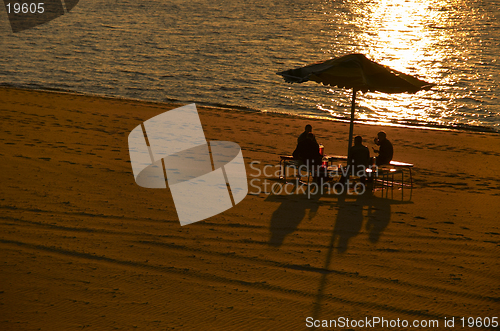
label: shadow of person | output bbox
[332,190,400,252]
[365,197,392,243]
[332,193,365,253]
[266,190,321,247]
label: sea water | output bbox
[1,0,498,132]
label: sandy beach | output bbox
[1,86,499,330]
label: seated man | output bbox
[297,124,317,145]
[293,132,322,165]
[373,131,393,166]
[349,136,371,182]
[293,132,324,182]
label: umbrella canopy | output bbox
[277,53,435,162]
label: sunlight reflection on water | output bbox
[317,0,499,130]
[0,0,498,131]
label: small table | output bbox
[279,155,343,184]
[326,156,413,188]
[374,161,414,199]
[279,156,306,183]
[279,155,413,196]
[387,161,414,188]
[325,155,348,162]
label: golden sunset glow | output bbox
[359,0,442,124]
[365,1,432,68]
[319,0,483,127]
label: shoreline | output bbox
[2,84,498,134]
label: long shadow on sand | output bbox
[265,188,405,250]
[266,191,322,247]
[265,187,413,328]
[310,191,414,330]
[333,191,394,252]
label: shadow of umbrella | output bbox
[332,194,366,253]
[310,192,413,328]
[277,53,435,161]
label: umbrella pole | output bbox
[347,89,357,164]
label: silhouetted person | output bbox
[297,124,317,144]
[293,132,324,183]
[373,131,393,166]
[293,132,322,166]
[349,136,371,182]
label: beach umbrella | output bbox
[277,53,435,160]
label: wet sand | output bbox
[1,86,499,330]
